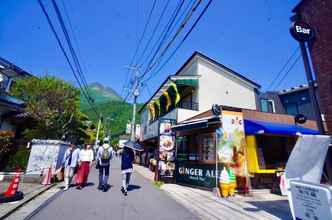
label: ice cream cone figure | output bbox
[227,168,236,196]
[219,167,230,197]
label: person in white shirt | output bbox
[75,144,94,189]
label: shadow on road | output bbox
[84,182,95,187]
[127,185,141,191]
[245,200,292,220]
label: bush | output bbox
[0,130,15,154]
[5,148,31,171]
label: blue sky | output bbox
[1,0,303,103]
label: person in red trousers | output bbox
[76,144,94,189]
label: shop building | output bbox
[258,84,320,122]
[0,57,32,132]
[172,106,319,193]
[138,52,260,168]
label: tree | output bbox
[11,76,92,142]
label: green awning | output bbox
[174,78,198,87]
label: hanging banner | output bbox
[159,119,176,179]
[163,91,171,112]
[217,111,247,176]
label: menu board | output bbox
[289,180,332,220]
[159,119,176,178]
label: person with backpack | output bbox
[96,139,113,192]
[120,146,135,196]
[62,144,80,191]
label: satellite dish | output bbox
[295,114,307,124]
[212,104,221,116]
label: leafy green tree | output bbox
[11,76,91,142]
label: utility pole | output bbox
[106,117,114,139]
[95,114,102,146]
[130,72,140,142]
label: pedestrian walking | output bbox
[120,146,135,196]
[62,144,80,191]
[96,139,113,192]
[75,144,94,189]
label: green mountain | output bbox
[80,83,142,140]
[81,82,122,109]
[82,101,142,139]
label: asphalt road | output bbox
[29,158,199,220]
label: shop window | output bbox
[285,103,299,115]
[256,135,296,169]
[260,99,275,113]
[197,133,215,161]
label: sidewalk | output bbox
[0,183,55,219]
[134,164,292,220]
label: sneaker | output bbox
[103,185,108,192]
[64,186,69,191]
[124,191,128,196]
[121,187,125,194]
[98,185,103,190]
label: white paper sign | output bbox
[290,180,332,220]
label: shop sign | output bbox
[290,21,315,42]
[176,161,222,188]
[159,119,177,178]
[289,180,332,220]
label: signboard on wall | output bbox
[26,139,69,175]
[176,161,222,188]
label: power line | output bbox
[121,0,157,100]
[138,0,185,71]
[144,0,202,73]
[135,0,171,65]
[60,0,89,87]
[51,0,90,91]
[132,0,157,65]
[143,0,212,83]
[37,0,98,116]
[266,46,300,90]
[139,0,186,79]
[272,54,302,91]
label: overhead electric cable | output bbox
[139,0,186,78]
[121,0,157,99]
[135,0,171,65]
[266,46,300,90]
[37,0,98,115]
[51,0,90,91]
[272,54,302,90]
[145,0,202,72]
[143,0,212,82]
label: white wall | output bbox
[196,58,257,113]
[177,108,200,122]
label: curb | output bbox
[24,187,63,220]
[0,184,55,220]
